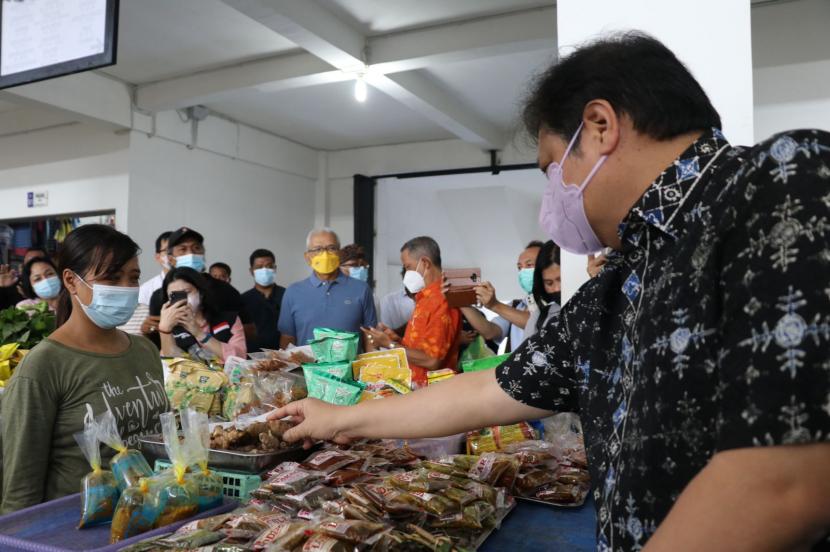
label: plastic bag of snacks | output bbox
[110,478,159,543]
[96,411,153,492]
[310,328,359,363]
[303,364,365,406]
[466,421,538,455]
[152,412,200,527]
[165,358,227,416]
[352,351,411,387]
[74,421,119,528]
[254,369,309,408]
[181,408,224,512]
[302,361,352,381]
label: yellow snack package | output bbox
[353,352,411,390]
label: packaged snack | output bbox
[514,469,559,497]
[302,533,352,552]
[352,353,412,391]
[251,519,309,551]
[165,359,228,416]
[535,483,588,505]
[265,462,324,494]
[466,422,538,455]
[317,519,386,543]
[283,485,341,510]
[154,529,226,548]
[405,490,458,517]
[501,440,558,468]
[441,486,478,508]
[356,484,421,516]
[301,450,359,474]
[152,412,199,527]
[431,500,495,531]
[388,469,453,493]
[426,368,456,385]
[96,410,153,492]
[110,479,158,543]
[467,453,520,490]
[181,408,224,512]
[74,422,119,528]
[325,468,367,487]
[303,365,365,406]
[223,379,261,420]
[302,361,352,381]
[310,328,360,363]
[257,369,308,408]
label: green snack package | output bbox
[303,365,365,406]
[460,353,511,373]
[310,328,360,363]
[302,361,352,381]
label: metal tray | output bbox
[139,434,314,473]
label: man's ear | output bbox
[583,99,620,156]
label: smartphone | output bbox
[169,290,188,306]
[444,268,482,308]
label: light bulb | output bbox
[354,76,367,102]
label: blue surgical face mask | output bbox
[517,268,535,294]
[254,267,276,286]
[33,276,61,300]
[349,266,369,282]
[73,273,139,329]
[176,254,206,272]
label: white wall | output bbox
[751,0,830,141]
[375,168,543,298]
[128,132,317,289]
[0,124,130,230]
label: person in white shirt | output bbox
[378,267,415,333]
[136,231,171,336]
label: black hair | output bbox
[25,247,47,257]
[533,241,561,330]
[340,244,367,266]
[55,224,141,327]
[525,240,545,251]
[155,231,172,254]
[20,256,58,299]
[522,32,721,147]
[209,262,231,277]
[162,267,221,321]
[249,248,275,267]
[401,236,442,269]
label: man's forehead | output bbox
[310,233,337,245]
[175,238,202,248]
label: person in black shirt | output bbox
[209,262,233,285]
[148,227,252,344]
[269,33,830,551]
[241,248,285,353]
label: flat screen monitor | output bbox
[0,0,118,90]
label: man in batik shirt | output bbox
[273,33,830,551]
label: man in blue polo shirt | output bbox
[278,228,377,348]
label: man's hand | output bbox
[587,253,607,278]
[141,315,161,335]
[0,265,18,288]
[361,324,400,349]
[459,329,478,346]
[269,399,356,449]
[474,282,498,309]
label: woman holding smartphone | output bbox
[158,267,246,362]
[1,225,168,513]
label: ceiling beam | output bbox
[136,6,555,145]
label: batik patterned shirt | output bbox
[496,129,830,551]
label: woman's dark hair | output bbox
[20,256,58,299]
[533,241,561,330]
[340,244,367,265]
[55,225,140,327]
[522,32,721,146]
[161,267,221,321]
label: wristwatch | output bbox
[200,332,212,344]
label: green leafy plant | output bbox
[0,303,56,349]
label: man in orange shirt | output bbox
[363,236,461,388]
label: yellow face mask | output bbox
[310,251,341,275]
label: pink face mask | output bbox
[539,122,607,255]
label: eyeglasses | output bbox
[307,245,340,255]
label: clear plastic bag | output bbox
[181,408,224,512]
[110,478,159,544]
[74,421,119,528]
[96,410,153,491]
[152,412,199,527]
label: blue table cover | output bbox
[481,497,597,551]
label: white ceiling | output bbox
[103,0,299,84]
[318,0,554,34]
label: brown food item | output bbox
[284,485,341,510]
[156,504,199,528]
[301,450,359,474]
[301,534,352,552]
[290,350,315,365]
[431,500,495,531]
[404,491,459,517]
[442,486,478,508]
[325,468,367,487]
[254,357,292,372]
[535,483,587,504]
[252,519,308,551]
[389,469,453,493]
[515,469,559,497]
[265,464,323,494]
[317,519,386,543]
[210,420,294,452]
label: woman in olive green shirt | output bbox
[1,225,169,513]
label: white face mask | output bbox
[402,259,426,294]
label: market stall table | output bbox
[481,497,597,551]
